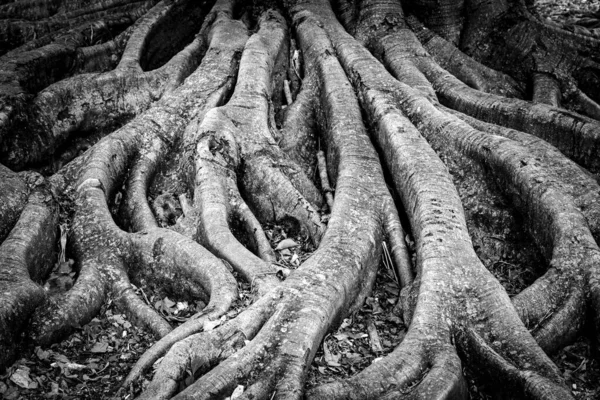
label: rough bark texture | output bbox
[2,0,600,399]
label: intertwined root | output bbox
[0,0,158,153]
[3,0,600,398]
[22,0,247,347]
[286,0,600,398]
[1,0,214,169]
[133,4,401,399]
[458,0,600,117]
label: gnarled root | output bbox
[122,227,239,388]
[175,9,324,296]
[0,0,215,169]
[296,0,580,397]
[279,73,319,178]
[0,182,58,369]
[27,0,248,345]
[405,14,525,98]
[136,5,396,398]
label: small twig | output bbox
[283,79,293,105]
[317,150,334,211]
[59,223,68,263]
[367,320,384,352]
[133,283,152,306]
[292,49,301,80]
[382,242,399,285]
[178,194,192,216]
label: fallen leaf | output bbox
[10,367,37,389]
[275,238,298,250]
[231,385,245,399]
[54,353,70,363]
[333,333,350,341]
[323,342,341,367]
[35,347,50,361]
[90,342,109,353]
[65,363,87,371]
[163,297,176,309]
[176,301,189,313]
[367,321,384,352]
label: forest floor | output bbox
[1,0,600,399]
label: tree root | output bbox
[188,109,280,294]
[234,198,277,263]
[405,14,525,98]
[395,1,600,362]
[4,0,600,398]
[293,0,580,397]
[532,72,561,106]
[123,135,165,231]
[279,73,319,178]
[0,164,29,240]
[460,0,600,104]
[0,0,214,169]
[122,227,239,388]
[0,182,58,369]
[26,0,247,345]
[0,1,156,149]
[365,13,600,173]
[135,4,396,398]
[441,106,600,238]
[179,10,324,296]
[0,0,145,21]
[0,0,153,56]
[383,199,413,289]
[140,291,280,400]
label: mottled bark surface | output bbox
[1,0,600,399]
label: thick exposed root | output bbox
[27,0,247,345]
[176,9,323,298]
[405,14,525,98]
[0,183,58,369]
[217,10,324,242]
[29,180,132,344]
[0,1,149,55]
[0,0,214,169]
[570,89,600,120]
[0,1,155,147]
[0,164,29,240]
[361,0,600,360]
[441,106,600,238]
[233,198,277,263]
[122,227,239,388]
[140,292,280,400]
[363,10,600,173]
[532,72,561,106]
[294,0,577,397]
[188,109,280,294]
[4,0,600,399]
[123,135,165,231]
[279,74,318,178]
[137,5,394,398]
[460,2,600,103]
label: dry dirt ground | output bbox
[1,1,600,399]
